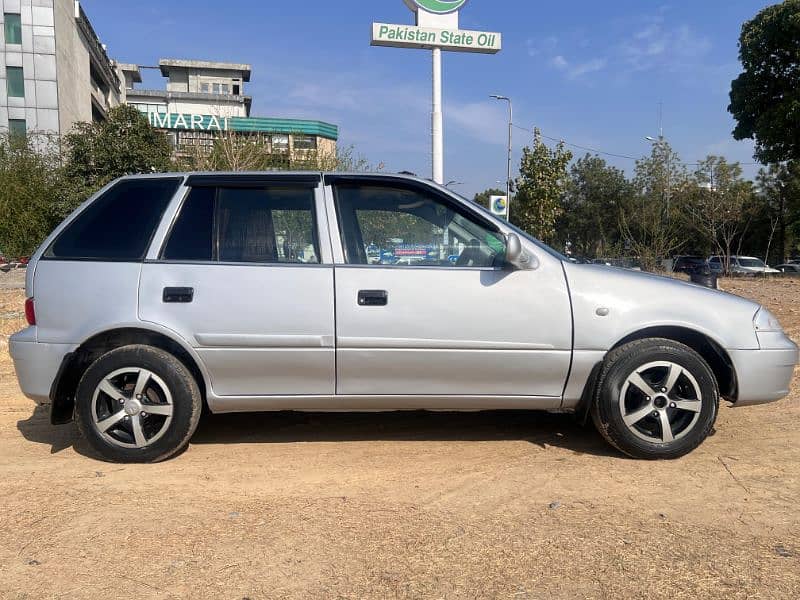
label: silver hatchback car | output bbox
[10,173,798,462]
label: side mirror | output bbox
[505,233,538,270]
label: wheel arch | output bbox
[611,326,736,401]
[575,325,737,425]
[50,326,209,425]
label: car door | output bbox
[139,174,335,400]
[326,176,573,402]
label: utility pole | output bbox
[490,94,513,222]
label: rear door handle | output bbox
[358,290,388,306]
[163,287,194,303]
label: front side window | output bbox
[4,13,22,44]
[162,186,319,264]
[47,178,182,261]
[7,66,24,98]
[335,184,506,268]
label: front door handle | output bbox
[163,287,194,303]
[358,290,388,306]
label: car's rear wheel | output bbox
[75,345,202,463]
[591,338,719,459]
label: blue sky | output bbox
[83,0,772,198]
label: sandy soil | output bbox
[0,272,798,599]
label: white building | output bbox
[0,0,121,136]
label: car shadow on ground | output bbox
[17,406,622,459]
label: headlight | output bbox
[754,307,783,332]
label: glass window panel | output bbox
[8,119,26,137]
[216,187,319,264]
[7,66,24,98]
[335,185,506,268]
[4,13,21,45]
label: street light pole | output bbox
[491,94,513,222]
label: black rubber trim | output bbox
[185,174,321,188]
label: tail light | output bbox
[25,298,36,325]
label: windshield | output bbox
[448,189,570,262]
[738,258,767,268]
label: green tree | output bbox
[64,104,172,192]
[623,141,690,270]
[0,133,83,256]
[558,154,633,258]
[756,162,800,262]
[729,1,800,163]
[687,156,756,272]
[513,129,572,244]
[472,187,505,210]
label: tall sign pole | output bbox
[432,47,443,183]
[372,1,501,185]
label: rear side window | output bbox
[162,187,214,261]
[46,178,182,261]
[162,186,320,264]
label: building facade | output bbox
[0,0,121,137]
[124,59,338,159]
[0,1,339,159]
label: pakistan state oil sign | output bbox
[372,24,500,53]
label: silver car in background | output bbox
[9,173,798,462]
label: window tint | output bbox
[217,187,318,264]
[335,184,506,268]
[162,187,214,261]
[47,178,182,261]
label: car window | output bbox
[335,184,506,268]
[162,187,214,261]
[162,186,319,264]
[738,258,766,268]
[46,178,182,261]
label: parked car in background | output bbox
[0,250,10,272]
[9,172,798,463]
[776,264,800,275]
[709,256,780,276]
[673,256,708,274]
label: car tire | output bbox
[75,345,202,463]
[591,338,719,460]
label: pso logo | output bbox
[404,0,469,15]
[490,195,508,216]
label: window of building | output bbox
[220,83,230,94]
[233,84,240,95]
[45,178,183,261]
[6,66,24,98]
[201,83,210,93]
[293,135,317,150]
[162,185,319,264]
[272,134,289,152]
[212,83,221,94]
[4,13,22,45]
[334,184,506,268]
[8,119,26,137]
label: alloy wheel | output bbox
[91,367,174,449]
[618,361,703,444]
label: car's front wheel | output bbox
[75,345,202,463]
[591,338,719,459]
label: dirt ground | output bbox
[0,270,798,599]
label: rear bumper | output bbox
[9,328,75,405]
[729,332,798,406]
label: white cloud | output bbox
[446,102,510,145]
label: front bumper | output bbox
[729,332,799,406]
[9,328,75,405]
